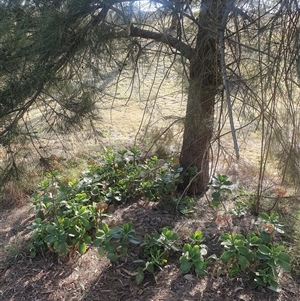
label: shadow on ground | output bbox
[0,201,299,301]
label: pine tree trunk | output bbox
[179,0,222,195]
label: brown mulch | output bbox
[0,199,299,301]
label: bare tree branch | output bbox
[130,24,195,60]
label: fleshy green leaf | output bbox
[220,233,231,241]
[179,259,193,274]
[36,210,45,220]
[91,187,100,196]
[195,260,207,275]
[67,228,79,237]
[105,242,116,253]
[258,245,271,255]
[229,263,240,277]
[107,252,118,262]
[268,279,281,292]
[277,259,291,272]
[239,246,251,256]
[129,238,140,244]
[237,254,249,269]
[259,212,270,221]
[55,241,69,255]
[220,188,232,193]
[221,251,232,262]
[78,242,87,254]
[99,223,110,233]
[83,234,92,244]
[278,252,290,262]
[146,262,155,274]
[98,246,105,257]
[211,198,221,207]
[93,238,104,247]
[256,252,270,260]
[136,267,144,285]
[46,225,56,234]
[212,191,220,199]
[260,231,272,244]
[81,218,90,230]
[120,245,128,255]
[63,218,71,228]
[44,234,57,244]
[267,259,276,268]
[254,276,266,287]
[274,245,285,253]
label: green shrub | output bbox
[208,174,233,208]
[179,230,216,276]
[93,222,140,262]
[27,167,291,293]
[135,228,179,284]
[220,212,291,292]
[27,148,190,257]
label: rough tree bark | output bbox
[179,0,223,195]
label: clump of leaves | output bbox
[93,222,140,262]
[228,200,249,218]
[135,228,179,284]
[179,230,216,276]
[220,212,291,292]
[27,148,190,257]
[253,243,291,291]
[255,212,285,236]
[208,174,233,208]
[85,147,143,204]
[173,195,196,215]
[27,170,108,257]
[85,148,185,206]
[220,233,256,276]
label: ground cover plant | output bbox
[25,151,293,295]
[27,148,190,257]
[1,150,299,300]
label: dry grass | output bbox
[0,181,26,209]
